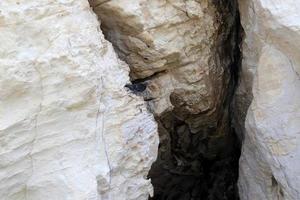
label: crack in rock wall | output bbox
[0,1,158,199]
[1,0,299,200]
[90,0,242,199]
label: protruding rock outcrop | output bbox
[0,1,158,199]
[236,0,300,199]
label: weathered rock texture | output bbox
[236,0,300,199]
[5,0,299,199]
[91,0,241,199]
[0,1,158,200]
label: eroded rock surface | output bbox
[236,0,300,199]
[4,0,299,199]
[0,1,158,200]
[90,0,241,199]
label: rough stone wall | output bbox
[90,0,240,198]
[0,1,158,200]
[90,0,236,119]
[4,0,299,199]
[236,0,300,199]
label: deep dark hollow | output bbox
[148,0,243,199]
[148,127,241,200]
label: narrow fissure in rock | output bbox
[148,3,244,199]
[90,0,243,199]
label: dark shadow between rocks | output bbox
[148,0,244,199]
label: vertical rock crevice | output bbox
[90,0,243,199]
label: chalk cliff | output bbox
[0,1,158,199]
[1,0,300,199]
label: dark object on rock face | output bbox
[125,83,147,93]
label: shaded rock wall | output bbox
[236,0,300,199]
[90,0,241,199]
[0,1,158,199]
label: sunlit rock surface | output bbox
[236,0,300,199]
[3,0,299,199]
[0,1,158,200]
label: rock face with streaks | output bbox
[90,0,241,199]
[3,0,300,199]
[236,0,300,199]
[0,1,158,200]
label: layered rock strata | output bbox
[0,1,158,200]
[90,0,241,198]
[4,0,299,199]
[236,0,300,199]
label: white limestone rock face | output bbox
[237,0,300,199]
[0,1,158,200]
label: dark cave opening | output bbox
[147,1,244,199]
[149,133,241,200]
[148,114,241,200]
